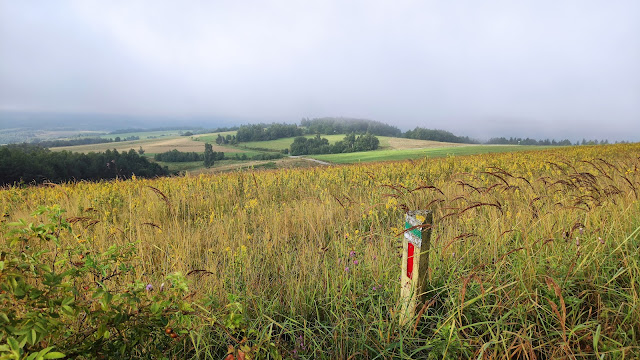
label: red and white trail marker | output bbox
[399,210,432,325]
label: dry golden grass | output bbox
[2,143,640,358]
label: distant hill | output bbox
[300,117,402,137]
[0,111,239,144]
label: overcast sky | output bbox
[1,0,638,140]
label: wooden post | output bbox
[399,210,432,325]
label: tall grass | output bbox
[1,143,639,358]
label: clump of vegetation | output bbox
[235,123,303,142]
[154,150,204,162]
[0,205,199,358]
[290,133,379,155]
[214,134,237,145]
[301,117,402,137]
[404,127,478,143]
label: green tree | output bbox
[204,143,215,167]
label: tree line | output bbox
[300,117,402,137]
[234,118,401,143]
[235,120,617,147]
[235,123,303,142]
[31,136,140,148]
[486,137,615,146]
[290,133,380,156]
[0,144,167,186]
[486,137,573,146]
[403,127,478,144]
[154,149,217,162]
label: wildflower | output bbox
[344,266,350,272]
[146,284,153,291]
[353,260,359,265]
[355,230,359,235]
[349,250,356,257]
[372,286,377,291]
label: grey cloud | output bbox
[1,0,638,141]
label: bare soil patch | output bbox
[384,138,468,150]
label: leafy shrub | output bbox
[0,206,197,359]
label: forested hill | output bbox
[300,117,402,137]
[403,127,479,144]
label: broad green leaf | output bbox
[43,352,65,359]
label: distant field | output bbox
[237,135,345,151]
[51,136,247,154]
[309,145,553,164]
[236,135,465,151]
[95,130,188,140]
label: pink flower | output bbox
[353,260,359,265]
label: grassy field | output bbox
[2,143,639,358]
[95,130,189,140]
[50,131,487,173]
[237,134,346,151]
[309,144,552,163]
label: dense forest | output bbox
[234,118,400,143]
[0,144,167,185]
[300,117,402,137]
[154,150,205,162]
[235,123,304,142]
[403,127,478,144]
[290,133,380,155]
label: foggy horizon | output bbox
[1,1,639,142]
